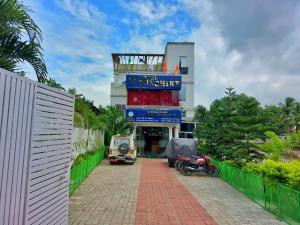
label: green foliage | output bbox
[279,97,300,132]
[285,130,300,148]
[100,106,133,146]
[0,0,48,82]
[260,105,285,136]
[260,131,286,161]
[73,112,83,128]
[194,105,207,123]
[260,131,300,161]
[68,88,131,145]
[196,87,299,164]
[68,88,104,130]
[74,155,85,165]
[72,145,104,166]
[197,90,265,162]
[244,159,300,190]
[44,77,65,90]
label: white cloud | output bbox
[56,0,105,22]
[120,32,166,53]
[120,0,178,24]
[180,0,300,107]
[23,0,300,109]
[23,0,114,106]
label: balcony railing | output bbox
[114,64,164,72]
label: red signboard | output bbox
[127,90,179,106]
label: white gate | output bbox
[0,68,74,225]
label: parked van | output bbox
[108,134,137,165]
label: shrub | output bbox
[285,161,300,190]
[74,155,85,165]
[72,146,104,167]
[260,131,286,161]
[260,131,300,161]
[244,159,300,190]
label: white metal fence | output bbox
[0,68,74,225]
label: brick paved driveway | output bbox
[68,159,285,225]
[68,159,141,225]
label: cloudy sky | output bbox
[23,0,300,107]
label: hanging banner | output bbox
[126,74,181,90]
[126,108,181,123]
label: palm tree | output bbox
[279,97,297,132]
[0,0,47,82]
[294,102,300,131]
[99,106,132,146]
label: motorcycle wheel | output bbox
[207,166,220,176]
[181,166,193,176]
[177,161,182,171]
[178,162,184,172]
[175,159,179,169]
[168,158,174,167]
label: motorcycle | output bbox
[178,154,219,176]
[175,154,190,171]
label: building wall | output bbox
[165,42,195,118]
[110,42,195,133]
[72,128,104,159]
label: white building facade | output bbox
[110,42,195,157]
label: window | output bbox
[179,56,188,74]
[180,123,195,132]
[116,104,126,111]
[179,132,185,138]
[179,132,194,139]
[187,133,194,139]
[114,138,130,146]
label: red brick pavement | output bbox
[135,159,216,225]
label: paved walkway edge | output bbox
[135,159,216,225]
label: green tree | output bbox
[0,0,47,82]
[260,105,285,136]
[44,77,65,90]
[197,92,237,158]
[228,94,264,160]
[279,97,297,132]
[294,102,300,131]
[197,89,267,162]
[100,106,132,146]
[260,131,300,161]
[194,105,207,123]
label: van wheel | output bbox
[168,159,174,167]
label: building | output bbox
[110,42,195,157]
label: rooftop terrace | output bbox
[112,53,165,73]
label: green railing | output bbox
[69,149,105,194]
[213,160,300,225]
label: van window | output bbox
[114,138,130,146]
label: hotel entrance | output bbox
[136,126,169,157]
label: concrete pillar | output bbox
[174,126,179,138]
[168,126,173,140]
[132,126,137,137]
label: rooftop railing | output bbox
[114,63,164,72]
